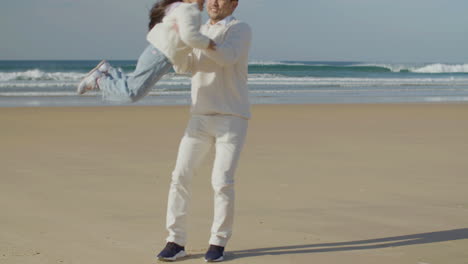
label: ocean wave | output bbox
[411,63,468,73]
[248,61,309,66]
[6,88,467,98]
[0,70,86,81]
[3,76,468,90]
[349,63,409,72]
[0,80,190,88]
[0,91,82,97]
[0,82,77,88]
[247,75,468,86]
[3,63,467,84]
[351,63,468,73]
[0,69,192,83]
[0,90,191,97]
[249,62,468,73]
[249,88,468,94]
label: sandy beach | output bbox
[1,104,468,264]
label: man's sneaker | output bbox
[76,60,107,95]
[157,242,187,261]
[204,245,225,262]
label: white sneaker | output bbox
[98,60,111,73]
[77,60,106,95]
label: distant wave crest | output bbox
[247,76,468,87]
[248,61,309,66]
[352,63,468,73]
[411,63,468,73]
[249,61,468,73]
[0,69,85,81]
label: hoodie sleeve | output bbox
[175,4,211,49]
[201,22,252,67]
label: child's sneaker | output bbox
[77,60,107,95]
[98,60,111,73]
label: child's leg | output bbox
[98,45,173,103]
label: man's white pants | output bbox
[166,114,248,247]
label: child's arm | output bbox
[175,4,212,50]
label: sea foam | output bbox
[0,70,85,81]
[412,63,468,73]
[353,63,468,73]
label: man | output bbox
[156,0,252,262]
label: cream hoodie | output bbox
[175,17,253,119]
[146,3,210,65]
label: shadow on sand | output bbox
[227,228,468,261]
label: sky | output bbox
[1,0,468,63]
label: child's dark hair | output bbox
[149,0,183,30]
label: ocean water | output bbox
[1,60,468,107]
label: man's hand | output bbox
[208,39,217,50]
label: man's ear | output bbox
[232,1,238,10]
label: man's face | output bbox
[207,0,238,22]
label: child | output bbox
[77,0,215,102]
